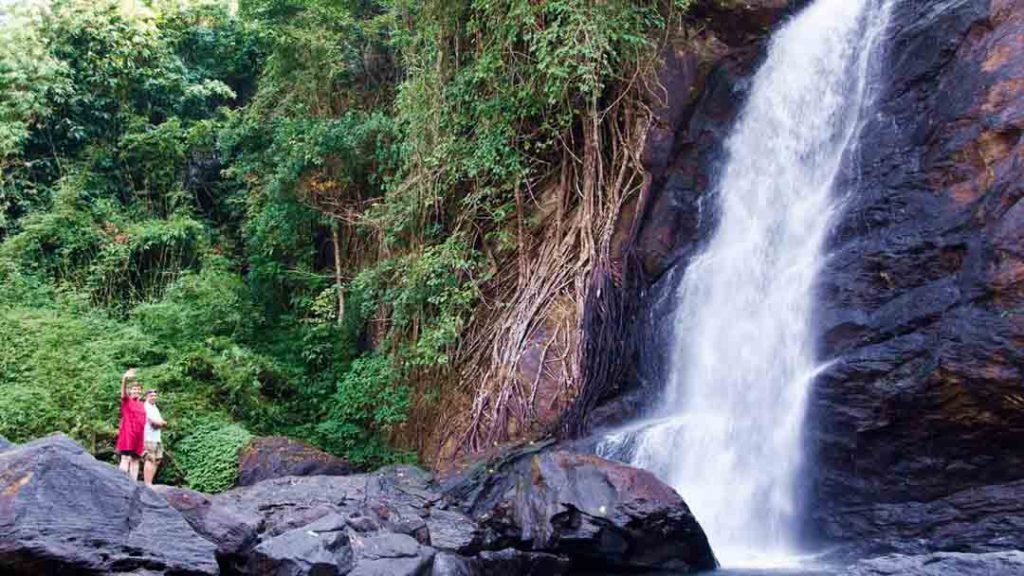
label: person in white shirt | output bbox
[142,389,167,486]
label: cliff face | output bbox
[810,0,1024,552]
[588,0,1024,556]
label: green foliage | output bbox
[135,265,259,345]
[157,1,266,102]
[314,353,414,466]
[0,5,69,159]
[86,214,207,307]
[0,272,262,462]
[0,0,682,474]
[380,0,662,240]
[348,235,483,366]
[0,185,105,283]
[1,184,208,307]
[0,300,154,448]
[242,0,393,116]
[0,0,250,238]
[173,421,252,492]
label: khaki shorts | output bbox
[143,441,163,462]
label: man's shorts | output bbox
[143,441,163,462]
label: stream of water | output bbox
[598,0,894,568]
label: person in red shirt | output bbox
[115,368,146,480]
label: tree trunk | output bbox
[332,223,345,325]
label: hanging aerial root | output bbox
[424,85,654,464]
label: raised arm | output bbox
[120,368,136,399]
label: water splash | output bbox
[599,0,894,566]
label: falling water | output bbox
[599,0,894,567]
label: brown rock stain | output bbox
[1004,392,1024,412]
[529,456,543,487]
[977,129,1020,164]
[990,0,1024,26]
[991,254,1024,298]
[982,40,1016,72]
[949,180,982,205]
[982,78,1024,114]
[931,128,1021,205]
[509,296,577,438]
[2,471,32,497]
[935,371,999,426]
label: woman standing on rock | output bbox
[116,368,146,480]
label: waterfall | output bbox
[599,0,894,567]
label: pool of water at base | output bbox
[579,566,843,575]
[580,553,850,575]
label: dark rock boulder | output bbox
[237,435,356,487]
[817,480,1024,555]
[420,508,479,554]
[842,550,1024,576]
[347,531,435,576]
[153,484,262,560]
[431,549,570,576]
[808,0,1024,552]
[444,448,717,573]
[208,465,569,575]
[216,466,468,546]
[0,435,12,452]
[0,434,218,576]
[246,514,354,576]
[211,467,479,574]
[203,452,711,574]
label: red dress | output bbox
[116,396,146,455]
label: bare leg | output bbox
[128,457,140,481]
[143,459,159,485]
[119,454,132,474]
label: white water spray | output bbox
[599,0,894,567]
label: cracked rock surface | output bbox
[0,435,714,575]
[0,434,218,575]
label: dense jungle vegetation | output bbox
[0,0,694,490]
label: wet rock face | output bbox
[431,549,570,576]
[634,63,741,281]
[820,479,1024,556]
[810,0,1024,552]
[237,435,356,487]
[632,38,768,282]
[0,435,219,576]
[444,447,717,573]
[628,0,803,282]
[842,550,1024,576]
[151,484,263,561]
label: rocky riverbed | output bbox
[0,434,716,575]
